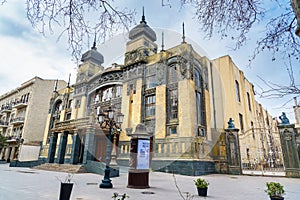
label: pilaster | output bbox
[47,132,58,163]
[70,133,81,164]
[83,126,95,163]
[57,131,68,164]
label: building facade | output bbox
[38,14,284,176]
[0,77,66,162]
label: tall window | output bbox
[194,68,202,88]
[196,91,204,125]
[168,64,178,84]
[247,92,251,111]
[239,113,244,131]
[145,95,156,118]
[251,121,255,139]
[194,67,204,126]
[115,85,122,97]
[168,89,178,120]
[235,80,241,102]
[146,75,156,89]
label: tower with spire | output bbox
[76,36,104,83]
[125,7,157,56]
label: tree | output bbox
[1,0,299,64]
[0,134,8,153]
[179,0,300,63]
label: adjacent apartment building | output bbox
[0,77,66,162]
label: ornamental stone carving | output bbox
[125,48,149,66]
[157,63,165,85]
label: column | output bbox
[70,132,81,164]
[47,132,58,163]
[83,127,95,164]
[278,124,300,177]
[57,131,68,164]
[224,118,241,175]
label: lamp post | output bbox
[97,105,124,188]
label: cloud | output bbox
[0,0,297,122]
[0,17,27,37]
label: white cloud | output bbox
[0,0,298,122]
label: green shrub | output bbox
[194,178,209,188]
[265,182,285,197]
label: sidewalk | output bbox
[0,163,299,200]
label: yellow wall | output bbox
[178,79,196,137]
[155,85,167,138]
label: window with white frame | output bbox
[168,89,178,120]
[145,95,156,118]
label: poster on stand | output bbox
[137,139,150,170]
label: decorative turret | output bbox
[125,7,157,55]
[128,8,157,42]
[76,38,104,83]
[81,39,104,66]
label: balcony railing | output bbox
[0,121,9,128]
[12,100,28,109]
[0,105,12,113]
[10,117,25,125]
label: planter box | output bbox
[59,183,73,200]
[197,187,208,197]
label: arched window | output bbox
[194,68,202,88]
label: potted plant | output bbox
[112,193,129,200]
[58,173,74,200]
[265,182,285,200]
[194,178,209,197]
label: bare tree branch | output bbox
[181,0,264,49]
[1,0,299,71]
[180,0,300,65]
[25,0,136,61]
[256,58,300,98]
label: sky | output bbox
[0,0,298,122]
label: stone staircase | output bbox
[33,163,87,173]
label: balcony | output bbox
[52,117,88,132]
[10,117,25,126]
[12,100,28,109]
[0,105,12,113]
[0,121,9,128]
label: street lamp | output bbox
[97,105,124,188]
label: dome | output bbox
[81,43,104,65]
[128,12,156,42]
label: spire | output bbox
[161,32,165,52]
[67,73,71,88]
[140,7,146,24]
[91,33,97,50]
[53,79,58,92]
[182,22,186,43]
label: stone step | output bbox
[33,163,87,173]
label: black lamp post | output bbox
[97,105,124,188]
